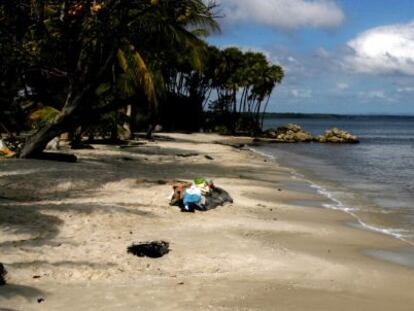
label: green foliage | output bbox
[160,44,284,133]
[1,0,284,151]
[117,46,157,108]
[29,106,60,128]
[85,111,129,141]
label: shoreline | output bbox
[251,144,414,247]
[250,143,414,271]
[1,133,414,310]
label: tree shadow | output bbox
[0,284,44,302]
[5,260,116,270]
[0,201,156,248]
[0,143,281,249]
[0,203,62,248]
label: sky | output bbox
[207,0,414,114]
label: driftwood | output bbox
[32,152,77,163]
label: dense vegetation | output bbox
[0,0,284,158]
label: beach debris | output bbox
[205,155,214,160]
[169,181,193,207]
[182,183,203,212]
[176,152,199,158]
[45,137,60,150]
[169,178,233,212]
[315,128,359,144]
[127,241,170,258]
[0,139,15,157]
[37,297,45,303]
[0,263,7,286]
[136,178,169,185]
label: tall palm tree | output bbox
[15,0,219,158]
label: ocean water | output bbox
[256,116,414,245]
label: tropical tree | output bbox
[0,0,219,158]
[207,47,284,134]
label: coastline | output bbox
[252,145,414,245]
[1,133,414,310]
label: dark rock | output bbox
[0,263,6,285]
[121,157,134,161]
[176,153,199,158]
[127,241,170,258]
[37,298,45,303]
[205,155,214,160]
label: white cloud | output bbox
[358,90,397,103]
[365,90,386,99]
[315,47,331,58]
[291,89,312,98]
[337,82,349,90]
[397,86,414,93]
[346,21,414,75]
[219,0,345,29]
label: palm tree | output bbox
[12,0,219,158]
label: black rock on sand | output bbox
[127,241,170,258]
[0,263,7,286]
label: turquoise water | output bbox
[257,116,414,244]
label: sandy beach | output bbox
[1,133,414,310]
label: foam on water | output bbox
[251,146,414,246]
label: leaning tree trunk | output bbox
[19,86,90,158]
[19,108,76,158]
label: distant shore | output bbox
[1,133,414,310]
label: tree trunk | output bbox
[260,96,271,130]
[121,104,133,140]
[19,86,88,158]
[19,47,116,158]
[19,110,73,158]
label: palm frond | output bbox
[117,45,158,109]
[29,105,60,127]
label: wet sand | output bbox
[1,133,414,310]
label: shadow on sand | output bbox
[0,283,44,302]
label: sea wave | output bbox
[251,146,414,246]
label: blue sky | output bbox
[208,0,414,114]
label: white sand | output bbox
[1,133,414,310]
